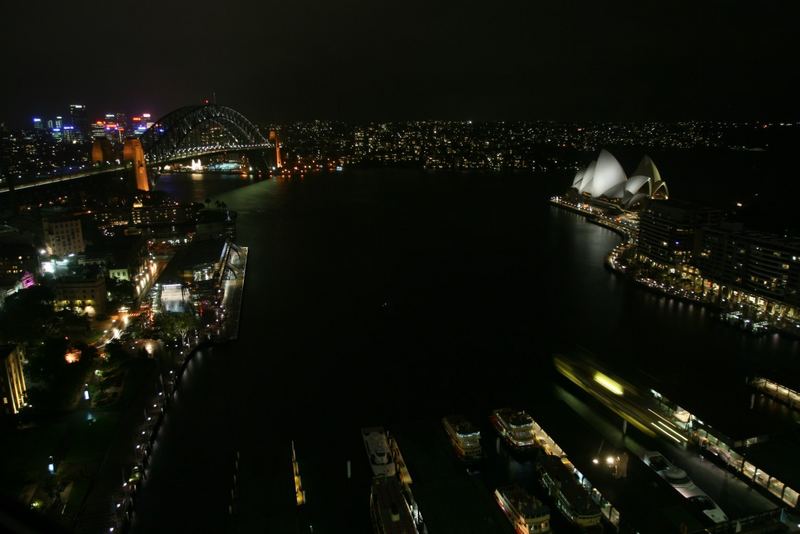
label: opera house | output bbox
[568,149,669,210]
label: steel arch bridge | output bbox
[138,104,271,164]
[0,104,274,195]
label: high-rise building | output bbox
[69,104,89,140]
[43,214,86,256]
[91,120,106,139]
[696,225,800,305]
[131,113,154,136]
[637,200,722,266]
[62,125,76,142]
[115,112,128,137]
[0,344,27,416]
[32,117,43,130]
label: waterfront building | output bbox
[695,224,800,309]
[43,214,86,256]
[637,200,722,267]
[647,384,800,511]
[570,151,669,210]
[0,344,27,416]
[155,239,231,312]
[132,196,198,228]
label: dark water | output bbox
[154,172,261,204]
[134,169,799,533]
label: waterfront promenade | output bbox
[92,239,248,533]
[549,196,800,338]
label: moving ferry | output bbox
[495,485,551,534]
[537,455,602,529]
[442,415,482,461]
[491,408,537,450]
[362,427,396,478]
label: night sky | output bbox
[0,1,796,125]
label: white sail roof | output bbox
[653,180,669,199]
[625,175,651,195]
[578,160,596,194]
[604,182,627,199]
[589,149,627,197]
[572,169,584,188]
[633,155,662,185]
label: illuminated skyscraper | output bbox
[69,104,89,140]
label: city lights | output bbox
[0,6,797,533]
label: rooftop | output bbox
[743,426,800,491]
[637,371,800,445]
[157,238,227,286]
[532,398,707,532]
[496,485,550,518]
[495,408,533,427]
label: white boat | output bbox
[442,415,482,461]
[537,455,602,529]
[491,408,536,449]
[495,485,551,534]
[362,427,396,478]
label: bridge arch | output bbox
[138,104,269,164]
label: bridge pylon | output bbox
[123,138,150,191]
[91,138,114,162]
[269,130,282,168]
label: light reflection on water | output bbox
[132,169,800,533]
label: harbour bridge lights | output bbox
[594,372,624,396]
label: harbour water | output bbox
[131,169,800,532]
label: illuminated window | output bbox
[783,487,799,507]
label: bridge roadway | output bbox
[0,143,271,195]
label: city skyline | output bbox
[1,1,798,126]
[3,2,800,533]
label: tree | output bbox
[154,312,198,342]
[104,340,131,366]
[108,279,135,307]
[0,285,56,344]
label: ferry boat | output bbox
[369,476,424,534]
[537,455,602,529]
[362,427,396,478]
[491,408,536,450]
[442,415,482,461]
[494,485,551,534]
[388,434,413,485]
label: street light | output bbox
[47,456,55,475]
